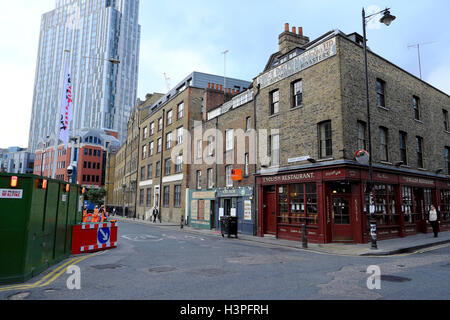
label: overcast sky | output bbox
[1,0,449,148]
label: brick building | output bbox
[188,87,256,234]
[253,24,450,244]
[133,72,251,223]
[33,128,120,189]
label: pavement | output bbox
[111,215,450,257]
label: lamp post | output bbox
[40,136,50,177]
[362,7,396,250]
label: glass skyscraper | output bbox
[28,0,141,152]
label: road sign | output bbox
[97,227,110,244]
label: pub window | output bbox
[424,188,432,214]
[444,109,449,131]
[399,131,408,166]
[401,186,414,224]
[208,136,214,156]
[292,80,303,108]
[270,90,280,115]
[413,96,420,120]
[357,121,367,151]
[379,127,389,162]
[376,79,386,108]
[318,121,332,159]
[306,184,318,225]
[174,185,182,207]
[416,136,424,168]
[163,186,170,207]
[372,184,398,226]
[440,190,450,222]
[279,186,289,224]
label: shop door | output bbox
[211,201,216,229]
[332,196,353,241]
[264,192,277,235]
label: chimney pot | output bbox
[207,83,210,89]
[298,27,303,36]
[285,23,289,32]
[215,84,219,90]
[292,26,296,34]
[232,89,235,95]
[220,84,223,91]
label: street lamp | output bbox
[362,7,396,250]
[40,135,50,177]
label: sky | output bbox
[1,0,450,148]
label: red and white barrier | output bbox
[72,222,118,254]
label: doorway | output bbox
[413,188,425,233]
[331,196,353,241]
[263,188,277,235]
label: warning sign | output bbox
[0,189,23,199]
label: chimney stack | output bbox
[279,23,310,55]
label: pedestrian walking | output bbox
[426,204,440,238]
[152,206,159,223]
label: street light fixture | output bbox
[362,7,396,250]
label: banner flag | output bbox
[59,61,73,149]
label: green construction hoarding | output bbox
[0,173,83,285]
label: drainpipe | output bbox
[253,84,261,236]
[134,115,141,219]
[159,109,166,216]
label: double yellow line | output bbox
[0,253,97,293]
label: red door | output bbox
[331,196,353,242]
[264,192,277,235]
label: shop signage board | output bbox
[0,189,23,199]
[261,172,315,185]
[257,37,337,89]
[244,200,252,221]
[217,187,253,198]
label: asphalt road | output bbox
[1,221,450,300]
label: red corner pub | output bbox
[256,163,450,244]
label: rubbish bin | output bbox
[220,216,238,238]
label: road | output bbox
[1,221,450,300]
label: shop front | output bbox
[216,187,255,235]
[188,190,216,230]
[257,165,450,244]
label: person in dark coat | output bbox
[152,206,159,223]
[426,205,440,238]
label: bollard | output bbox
[180,215,184,229]
[302,224,308,248]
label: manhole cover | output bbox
[148,266,177,273]
[381,275,412,283]
[91,264,124,270]
[8,292,31,300]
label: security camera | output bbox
[67,165,74,175]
